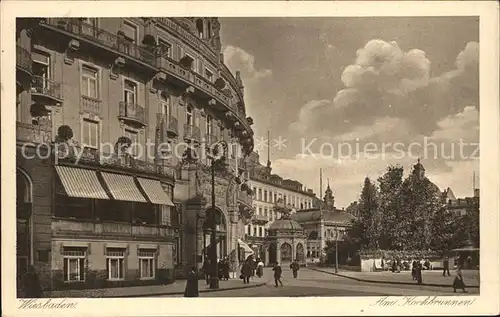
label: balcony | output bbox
[118,101,146,127]
[16,121,52,144]
[238,190,253,209]
[162,114,178,137]
[183,124,201,143]
[80,95,102,116]
[42,19,156,70]
[252,214,269,225]
[51,218,175,240]
[16,45,32,87]
[31,76,63,104]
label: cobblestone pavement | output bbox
[160,268,479,297]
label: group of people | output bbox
[240,257,265,283]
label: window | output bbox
[259,226,263,237]
[32,50,50,79]
[264,208,268,217]
[160,94,170,117]
[158,38,171,58]
[81,65,98,99]
[186,105,193,125]
[186,54,196,71]
[106,248,125,280]
[63,247,86,282]
[82,119,99,149]
[264,228,268,236]
[220,126,225,140]
[124,129,138,157]
[274,193,277,203]
[252,187,256,199]
[124,79,137,104]
[247,225,251,235]
[123,21,138,43]
[205,68,213,82]
[264,190,268,202]
[139,249,156,279]
[258,188,262,201]
[174,236,182,266]
[206,115,212,135]
[253,227,257,236]
[196,19,204,39]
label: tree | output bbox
[377,165,404,250]
[354,177,379,249]
[430,206,460,253]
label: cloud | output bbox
[289,40,479,139]
[223,45,272,81]
[430,106,479,143]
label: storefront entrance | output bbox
[202,208,227,260]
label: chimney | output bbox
[219,53,224,64]
[474,188,479,197]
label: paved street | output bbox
[161,268,478,297]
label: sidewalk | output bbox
[309,267,480,288]
[47,278,266,298]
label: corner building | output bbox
[15,17,254,292]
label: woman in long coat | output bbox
[240,261,252,284]
[184,267,199,297]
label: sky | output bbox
[220,17,479,208]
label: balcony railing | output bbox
[31,76,63,102]
[183,124,201,143]
[16,45,32,75]
[80,95,102,116]
[43,19,156,67]
[252,214,269,224]
[161,114,178,137]
[118,101,146,126]
[16,122,52,144]
[52,218,175,239]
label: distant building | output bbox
[243,151,317,261]
[291,182,355,263]
[442,187,480,216]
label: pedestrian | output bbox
[411,260,417,280]
[290,259,300,278]
[240,260,252,284]
[443,256,451,276]
[453,265,468,293]
[202,257,211,285]
[184,267,199,297]
[272,262,283,287]
[223,257,230,281]
[21,265,42,298]
[416,262,423,285]
[256,259,264,278]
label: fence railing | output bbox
[32,75,62,100]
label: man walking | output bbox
[272,262,283,287]
[241,260,252,284]
[290,259,300,279]
[443,256,451,276]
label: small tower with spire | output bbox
[322,179,335,210]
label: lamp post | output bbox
[208,140,229,289]
[335,225,339,273]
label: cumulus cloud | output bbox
[289,40,479,139]
[223,45,272,80]
[430,106,479,143]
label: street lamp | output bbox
[335,225,339,273]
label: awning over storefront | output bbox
[101,172,147,203]
[137,177,174,206]
[55,166,109,200]
[237,238,255,255]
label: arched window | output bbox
[196,19,204,39]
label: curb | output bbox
[308,267,479,289]
[108,282,267,298]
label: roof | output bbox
[268,218,303,231]
[291,209,356,224]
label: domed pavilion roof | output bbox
[268,218,303,231]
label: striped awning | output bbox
[55,166,109,200]
[101,172,147,202]
[137,177,174,206]
[237,238,255,255]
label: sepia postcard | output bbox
[1,1,499,316]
